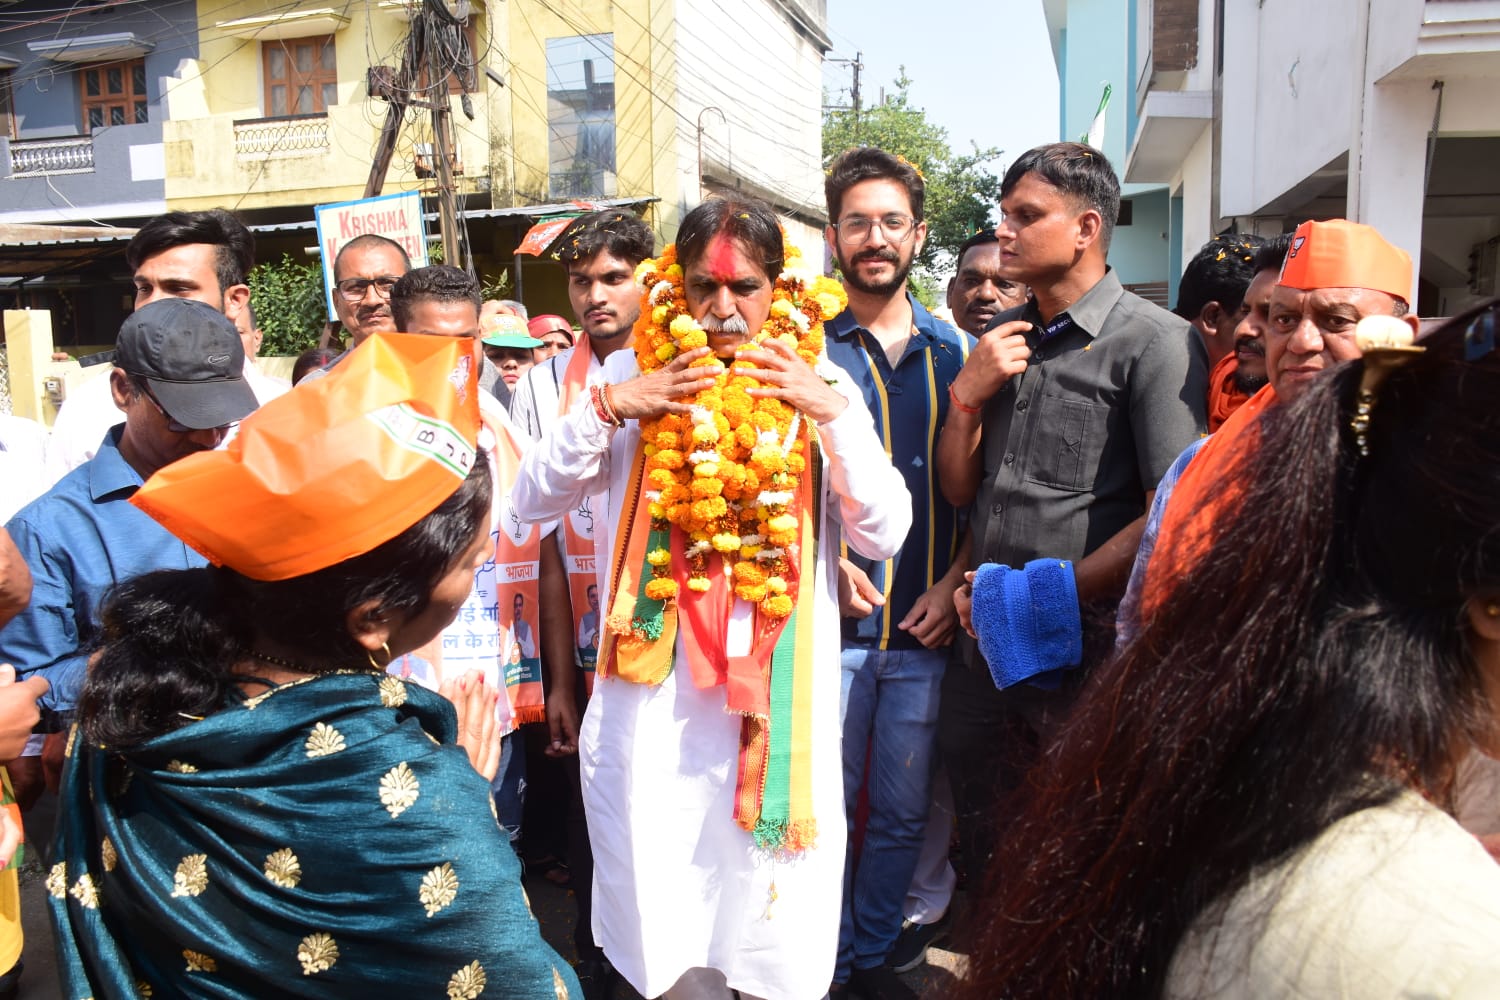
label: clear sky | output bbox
[821,0,1061,185]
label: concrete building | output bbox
[1043,0,1175,306]
[1,0,833,349]
[502,0,829,260]
[1124,0,1500,316]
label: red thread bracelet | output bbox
[948,382,980,415]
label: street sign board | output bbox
[314,190,429,318]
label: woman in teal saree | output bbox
[47,332,579,999]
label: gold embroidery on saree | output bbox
[447,961,486,999]
[379,675,408,708]
[305,722,346,758]
[69,873,100,909]
[297,933,338,975]
[171,854,208,898]
[379,762,419,818]
[264,848,302,888]
[419,862,459,917]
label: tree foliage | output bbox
[822,69,1003,286]
[248,254,329,356]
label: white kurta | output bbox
[514,350,911,1000]
[1166,790,1500,998]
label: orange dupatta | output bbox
[1141,384,1278,622]
[1206,351,1253,433]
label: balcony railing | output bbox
[8,136,95,177]
[233,114,331,161]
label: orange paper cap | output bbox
[1278,219,1412,303]
[132,332,481,581]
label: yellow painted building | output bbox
[501,0,829,252]
[164,1,501,212]
[151,0,829,310]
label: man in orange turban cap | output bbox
[1117,218,1419,645]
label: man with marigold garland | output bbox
[820,147,974,1000]
[513,197,911,1000]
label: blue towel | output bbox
[971,558,1083,690]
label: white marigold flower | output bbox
[757,490,793,507]
[686,540,711,558]
[689,450,720,464]
[757,430,780,446]
[739,533,765,547]
[788,308,811,331]
[690,406,714,425]
[755,547,786,562]
[650,280,675,304]
[644,490,662,502]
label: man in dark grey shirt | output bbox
[934,142,1207,879]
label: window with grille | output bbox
[263,35,337,117]
[79,59,147,132]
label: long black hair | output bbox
[956,300,1500,999]
[79,452,492,748]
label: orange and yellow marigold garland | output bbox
[623,241,848,621]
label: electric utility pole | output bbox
[364,0,476,275]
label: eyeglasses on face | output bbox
[134,379,233,435]
[335,276,400,301]
[835,214,917,244]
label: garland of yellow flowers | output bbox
[625,241,848,622]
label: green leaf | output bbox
[248,254,330,357]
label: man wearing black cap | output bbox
[1,298,259,718]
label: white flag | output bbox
[1082,83,1112,149]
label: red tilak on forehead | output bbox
[707,235,740,282]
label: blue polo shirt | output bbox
[825,296,974,650]
[2,426,204,711]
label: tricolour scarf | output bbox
[599,433,821,853]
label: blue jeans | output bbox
[836,645,946,979]
[491,730,526,845]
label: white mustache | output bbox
[701,313,750,335]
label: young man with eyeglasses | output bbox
[821,147,972,1000]
[2,298,258,721]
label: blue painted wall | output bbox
[0,0,197,221]
[1056,0,1169,285]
